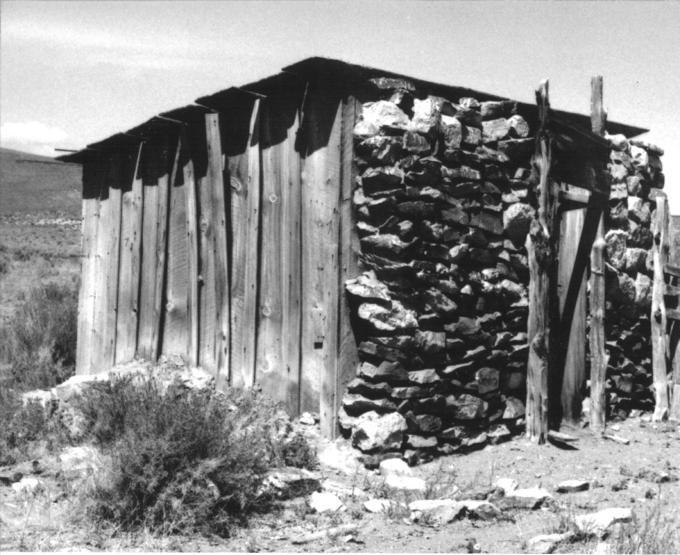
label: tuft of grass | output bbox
[72,374,316,538]
[0,281,77,391]
[611,496,679,554]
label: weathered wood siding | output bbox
[75,81,359,433]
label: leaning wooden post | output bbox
[588,76,608,433]
[525,80,554,443]
[651,192,670,421]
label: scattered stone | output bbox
[363,498,393,513]
[309,491,345,513]
[261,468,321,499]
[11,476,44,495]
[351,411,407,452]
[298,412,316,425]
[574,507,633,537]
[556,479,590,493]
[526,532,575,554]
[409,499,465,524]
[379,457,413,477]
[460,499,503,520]
[494,477,518,494]
[499,487,553,509]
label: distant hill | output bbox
[0,147,82,217]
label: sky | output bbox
[1,0,679,211]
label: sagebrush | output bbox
[73,375,316,537]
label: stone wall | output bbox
[601,136,665,418]
[339,79,536,464]
[337,78,666,465]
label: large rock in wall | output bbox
[341,83,536,463]
[600,135,665,418]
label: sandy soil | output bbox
[1,415,678,553]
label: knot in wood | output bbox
[230,177,242,192]
[261,304,272,317]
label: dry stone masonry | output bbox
[340,79,536,464]
[338,77,667,464]
[601,135,666,418]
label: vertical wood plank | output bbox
[137,182,159,360]
[229,98,261,389]
[101,183,122,369]
[651,192,670,421]
[525,80,554,444]
[299,85,343,436]
[335,95,361,437]
[162,135,190,359]
[90,193,110,372]
[256,101,286,402]
[206,113,230,384]
[150,137,178,360]
[197,172,216,373]
[589,75,608,433]
[115,143,144,364]
[282,109,303,415]
[183,149,200,367]
[558,205,586,425]
[76,196,100,374]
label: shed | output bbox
[62,57,669,448]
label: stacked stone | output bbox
[602,134,665,418]
[339,77,536,463]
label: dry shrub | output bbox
[75,375,316,537]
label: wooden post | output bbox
[525,79,554,444]
[651,192,670,421]
[589,75,608,433]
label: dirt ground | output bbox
[1,414,678,553]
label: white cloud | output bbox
[1,18,220,71]
[0,121,70,157]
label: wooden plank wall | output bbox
[75,82,361,436]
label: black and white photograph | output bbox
[1,1,679,552]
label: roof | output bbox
[58,56,649,163]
